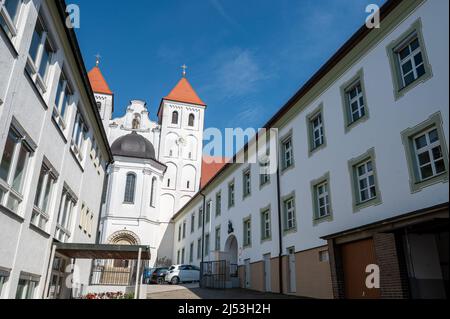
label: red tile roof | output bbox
[164,77,206,106]
[88,66,113,95]
[201,157,229,188]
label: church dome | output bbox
[111,132,156,160]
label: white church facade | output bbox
[88,66,207,267]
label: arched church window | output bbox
[96,102,102,110]
[188,114,195,127]
[187,181,190,189]
[124,173,136,204]
[167,179,171,188]
[172,111,179,125]
[132,118,140,130]
[150,177,157,207]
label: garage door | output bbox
[341,238,381,299]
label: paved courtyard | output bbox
[145,284,303,299]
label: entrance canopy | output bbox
[54,243,151,260]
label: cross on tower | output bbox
[181,64,188,77]
[95,54,101,67]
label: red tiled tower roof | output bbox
[88,66,113,95]
[164,77,206,106]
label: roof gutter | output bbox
[54,0,113,163]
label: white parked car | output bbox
[165,265,200,285]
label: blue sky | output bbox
[73,0,385,151]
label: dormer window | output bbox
[172,111,179,125]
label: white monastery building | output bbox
[88,64,207,267]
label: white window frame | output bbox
[282,138,293,170]
[311,113,324,150]
[55,188,76,243]
[243,169,251,198]
[356,160,377,203]
[71,110,88,163]
[26,13,56,93]
[0,0,23,40]
[316,182,331,219]
[190,213,195,233]
[53,70,73,129]
[215,226,221,251]
[0,126,32,215]
[413,127,446,181]
[284,198,296,231]
[346,81,366,124]
[261,209,271,240]
[205,200,211,224]
[243,218,251,247]
[396,34,425,89]
[32,163,56,231]
[228,181,235,208]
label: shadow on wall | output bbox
[156,223,175,267]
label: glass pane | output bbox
[404,72,415,86]
[29,20,43,63]
[38,40,52,80]
[15,280,27,299]
[361,190,368,202]
[416,65,425,78]
[12,144,28,193]
[414,52,423,66]
[4,0,21,22]
[399,46,410,60]
[369,175,375,187]
[370,187,377,198]
[359,179,368,189]
[410,38,420,51]
[358,165,366,176]
[432,146,443,160]
[420,165,434,179]
[429,129,439,143]
[41,176,52,213]
[0,130,18,182]
[402,60,413,74]
[34,167,46,207]
[349,88,357,99]
[366,161,373,172]
[415,135,428,150]
[418,152,431,166]
[435,160,446,174]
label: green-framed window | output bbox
[401,112,448,193]
[386,19,432,100]
[307,104,326,156]
[243,217,252,248]
[282,194,297,234]
[340,69,370,132]
[204,233,210,256]
[215,226,221,251]
[260,207,271,241]
[281,135,294,171]
[228,180,235,208]
[348,148,382,212]
[243,168,251,198]
[215,192,222,217]
[311,173,333,225]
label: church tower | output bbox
[88,57,114,134]
[158,67,206,222]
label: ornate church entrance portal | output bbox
[90,231,143,286]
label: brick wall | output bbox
[328,239,345,299]
[373,233,409,299]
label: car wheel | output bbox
[157,277,164,285]
[171,277,180,285]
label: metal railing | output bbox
[90,260,137,286]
